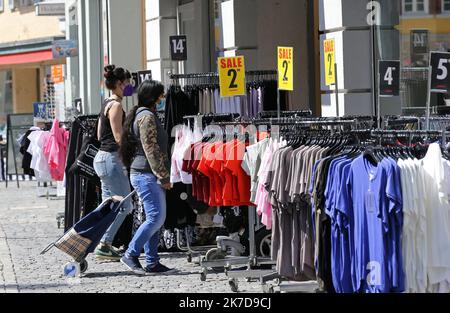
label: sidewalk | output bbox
[0,181,261,293]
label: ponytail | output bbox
[119,105,140,168]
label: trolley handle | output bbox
[116,190,137,209]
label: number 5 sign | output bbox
[218,56,246,97]
[278,47,294,91]
[430,51,450,93]
[378,60,400,97]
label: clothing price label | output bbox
[430,51,450,93]
[131,70,153,93]
[365,190,376,214]
[323,39,336,86]
[379,60,400,97]
[218,56,246,97]
[170,35,187,61]
[277,46,294,91]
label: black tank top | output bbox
[99,98,125,152]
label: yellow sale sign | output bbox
[324,39,336,86]
[278,47,294,91]
[218,56,246,97]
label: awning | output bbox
[0,49,53,66]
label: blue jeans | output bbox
[93,150,132,245]
[126,172,166,267]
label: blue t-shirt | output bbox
[382,158,405,292]
[341,155,401,293]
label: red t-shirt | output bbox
[224,139,252,206]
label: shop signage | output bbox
[35,2,65,16]
[33,102,50,122]
[410,30,429,64]
[131,70,153,91]
[51,65,64,84]
[378,60,400,97]
[324,39,336,86]
[170,35,187,61]
[430,51,450,93]
[52,40,78,59]
[218,56,246,97]
[277,47,294,91]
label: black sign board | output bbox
[378,60,400,97]
[170,35,187,61]
[131,70,153,92]
[5,114,34,188]
[411,30,429,64]
[430,51,450,93]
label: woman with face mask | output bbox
[93,65,134,261]
[119,80,176,275]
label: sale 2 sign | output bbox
[218,56,246,97]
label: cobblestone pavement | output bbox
[0,181,263,293]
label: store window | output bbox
[402,0,429,14]
[443,0,450,12]
[375,0,450,116]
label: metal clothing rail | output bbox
[170,70,277,80]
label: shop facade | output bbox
[0,0,65,138]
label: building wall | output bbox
[0,3,63,44]
[12,67,38,113]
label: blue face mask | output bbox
[123,84,134,97]
[157,98,166,111]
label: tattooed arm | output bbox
[137,114,170,185]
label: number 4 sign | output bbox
[430,51,450,93]
[378,60,400,97]
[170,35,187,61]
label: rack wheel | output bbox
[80,260,88,274]
[187,254,192,263]
[229,278,239,293]
[205,248,227,272]
[200,269,207,282]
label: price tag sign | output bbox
[430,51,450,93]
[218,56,246,97]
[170,35,187,61]
[324,39,336,86]
[33,102,49,122]
[378,60,400,97]
[277,47,294,91]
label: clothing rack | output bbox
[258,110,313,118]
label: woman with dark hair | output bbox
[119,80,176,275]
[93,65,134,261]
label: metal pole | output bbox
[426,65,432,131]
[334,63,340,117]
[377,72,381,130]
[248,206,256,266]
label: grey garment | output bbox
[131,108,169,173]
[276,147,294,209]
[268,147,286,207]
[214,88,221,113]
[198,89,204,114]
[209,89,216,114]
[247,89,253,117]
[286,146,308,201]
[292,198,316,280]
[271,205,280,262]
[257,87,264,116]
[252,88,259,118]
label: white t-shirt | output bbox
[27,130,52,181]
[420,143,450,291]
